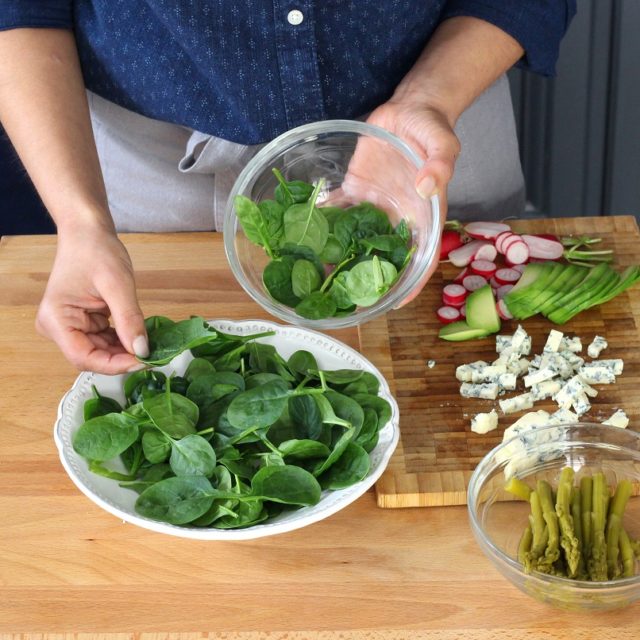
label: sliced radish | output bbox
[493,267,521,285]
[464,221,511,240]
[521,234,564,260]
[470,259,497,278]
[453,267,469,283]
[460,305,466,318]
[512,264,527,274]
[440,230,464,260]
[442,283,467,307]
[447,240,490,267]
[501,233,524,254]
[436,306,461,324]
[496,284,514,300]
[505,240,530,265]
[495,230,514,254]
[462,274,488,292]
[474,243,498,262]
[489,276,501,289]
[497,299,514,320]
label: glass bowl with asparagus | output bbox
[467,422,640,611]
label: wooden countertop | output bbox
[1,229,639,638]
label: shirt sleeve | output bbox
[440,0,577,77]
[0,1,73,31]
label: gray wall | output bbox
[509,0,639,217]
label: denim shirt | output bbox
[0,1,576,144]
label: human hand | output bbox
[36,226,149,374]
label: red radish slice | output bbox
[505,240,530,265]
[442,284,467,307]
[495,230,514,253]
[489,277,501,289]
[494,267,521,285]
[474,243,498,262]
[470,259,497,278]
[497,299,514,320]
[439,230,464,260]
[462,274,488,292]
[521,234,564,260]
[464,221,511,240]
[453,267,469,283]
[512,264,527,274]
[501,233,524,253]
[460,305,466,318]
[447,240,490,267]
[436,306,461,324]
[496,284,514,300]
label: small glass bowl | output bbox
[467,422,640,611]
[223,120,440,329]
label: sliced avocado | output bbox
[465,284,501,333]
[503,262,557,309]
[438,321,493,342]
[536,265,589,316]
[507,261,550,295]
[543,263,612,317]
[507,262,567,319]
[592,266,640,306]
[547,264,619,324]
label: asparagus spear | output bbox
[505,476,532,501]
[606,479,633,579]
[580,475,593,560]
[619,528,636,579]
[537,480,560,573]
[518,524,533,566]
[588,472,609,581]
[571,485,587,579]
[555,467,580,577]
[527,491,549,569]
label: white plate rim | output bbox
[53,319,399,540]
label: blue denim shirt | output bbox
[1,1,576,144]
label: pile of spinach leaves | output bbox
[234,169,414,320]
[73,316,391,529]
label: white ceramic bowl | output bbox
[54,319,399,540]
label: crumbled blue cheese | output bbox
[603,409,629,429]
[577,366,616,385]
[553,376,588,410]
[571,391,591,416]
[531,379,563,401]
[499,392,534,415]
[496,328,531,356]
[587,335,608,358]
[497,372,517,391]
[470,409,499,434]
[523,367,557,387]
[560,336,583,353]
[470,364,508,384]
[548,407,580,425]
[558,350,585,370]
[456,360,489,382]
[582,359,623,376]
[502,410,552,442]
[543,329,564,353]
[426,359,436,369]
[460,382,500,400]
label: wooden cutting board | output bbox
[359,215,640,508]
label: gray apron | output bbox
[88,74,524,232]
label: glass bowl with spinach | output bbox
[223,120,441,328]
[54,317,399,540]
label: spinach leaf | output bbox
[135,476,215,525]
[272,168,314,207]
[282,180,329,255]
[234,194,277,258]
[263,256,301,307]
[291,259,321,299]
[227,379,291,429]
[258,199,285,249]
[278,439,331,460]
[251,465,321,506]
[142,389,199,439]
[83,386,122,421]
[287,350,318,378]
[73,413,140,462]
[169,434,217,478]
[312,426,355,477]
[345,256,398,307]
[142,316,217,366]
[184,357,216,382]
[288,394,323,440]
[295,291,337,320]
[142,430,171,463]
[319,441,370,489]
[327,271,354,310]
[319,234,345,264]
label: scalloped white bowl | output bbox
[54,319,399,540]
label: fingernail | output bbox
[417,176,438,200]
[128,362,147,373]
[132,335,149,358]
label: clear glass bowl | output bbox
[468,423,640,611]
[223,119,441,329]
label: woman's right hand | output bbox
[36,226,149,374]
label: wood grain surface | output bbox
[360,216,640,508]
[1,229,640,637]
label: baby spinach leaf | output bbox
[320,369,363,386]
[288,394,323,440]
[287,350,318,378]
[395,219,411,243]
[169,434,217,478]
[319,234,345,264]
[234,194,277,258]
[328,271,354,310]
[184,357,216,382]
[278,439,331,460]
[294,291,337,320]
[345,256,398,307]
[73,413,140,462]
[358,234,406,254]
[324,390,364,439]
[355,407,380,452]
[215,499,268,529]
[263,256,301,307]
[142,390,199,439]
[258,199,285,249]
[279,244,325,278]
[351,393,392,429]
[142,430,171,464]
[83,386,122,421]
[291,259,322,299]
[135,475,215,525]
[272,168,314,208]
[227,379,291,429]
[245,372,288,390]
[283,180,329,255]
[251,465,321,506]
[319,441,370,490]
[313,426,355,477]
[88,460,136,482]
[318,206,346,231]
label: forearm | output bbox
[0,28,113,234]
[392,16,524,126]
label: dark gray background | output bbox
[1,0,638,235]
